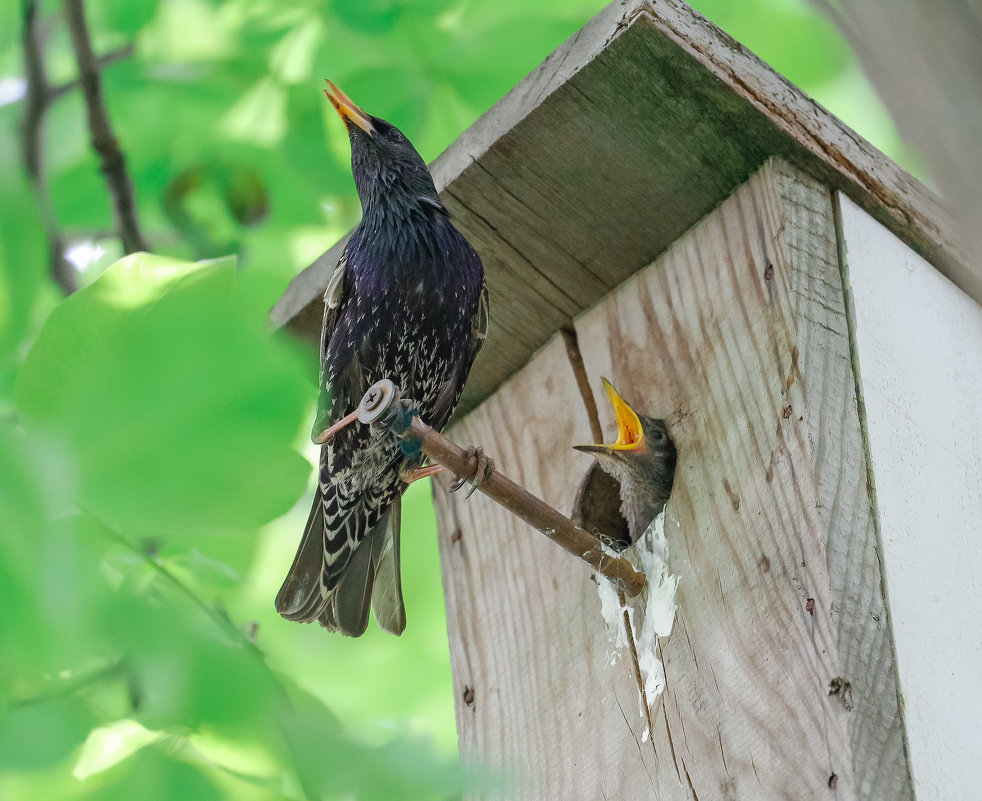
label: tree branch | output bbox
[48,43,134,102]
[64,0,148,254]
[20,0,76,294]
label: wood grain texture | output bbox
[433,160,912,799]
[838,193,982,801]
[272,0,971,422]
[431,335,678,800]
[573,159,909,799]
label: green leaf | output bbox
[0,432,116,684]
[95,745,223,801]
[106,587,280,732]
[98,0,160,36]
[0,171,50,400]
[15,253,311,537]
[0,696,97,772]
[691,0,850,87]
[332,0,405,33]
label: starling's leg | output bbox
[449,446,495,499]
[400,464,445,485]
[313,409,360,444]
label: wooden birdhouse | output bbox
[272,1,982,798]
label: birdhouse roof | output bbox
[272,0,970,417]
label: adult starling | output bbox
[573,379,677,544]
[275,82,488,637]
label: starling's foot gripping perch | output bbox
[449,446,495,499]
[400,464,445,485]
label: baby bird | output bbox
[573,379,677,545]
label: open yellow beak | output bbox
[324,80,375,136]
[574,378,644,454]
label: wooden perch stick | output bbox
[356,379,648,598]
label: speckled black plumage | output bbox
[276,90,487,636]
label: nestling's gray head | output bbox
[574,378,677,539]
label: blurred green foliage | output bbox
[0,0,907,798]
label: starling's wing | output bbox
[371,494,406,635]
[428,276,489,431]
[311,249,350,442]
[472,277,490,360]
[275,483,331,621]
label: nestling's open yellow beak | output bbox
[324,80,375,136]
[574,378,645,454]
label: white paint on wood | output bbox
[838,193,982,801]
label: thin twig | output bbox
[561,325,605,445]
[49,43,134,102]
[20,0,75,293]
[98,522,261,654]
[12,659,125,708]
[619,589,657,752]
[64,0,148,254]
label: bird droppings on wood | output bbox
[806,598,816,615]
[783,405,793,420]
[828,773,839,789]
[463,686,475,706]
[596,509,680,740]
[764,262,775,281]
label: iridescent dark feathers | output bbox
[276,94,487,636]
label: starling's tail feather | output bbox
[276,483,405,637]
[275,488,331,622]
[318,505,390,637]
[371,495,406,635]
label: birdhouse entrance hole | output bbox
[571,462,631,552]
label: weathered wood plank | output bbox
[433,159,913,799]
[432,335,680,800]
[837,193,982,801]
[272,0,971,421]
[573,159,905,799]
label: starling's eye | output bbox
[388,129,405,143]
